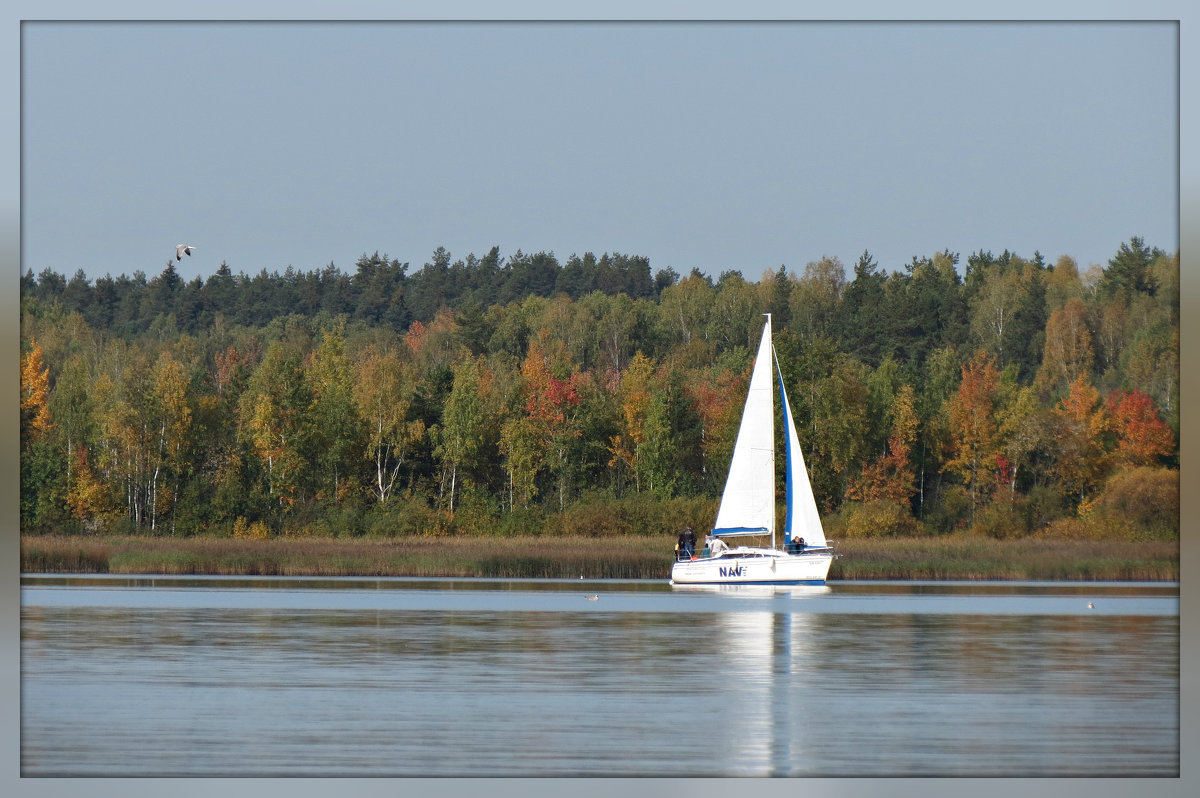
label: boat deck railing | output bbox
[674,546,834,562]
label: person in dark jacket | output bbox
[678,525,696,559]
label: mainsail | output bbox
[711,317,775,538]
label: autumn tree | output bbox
[791,256,845,340]
[994,383,1043,502]
[1034,298,1093,399]
[21,337,60,529]
[1044,255,1084,313]
[1106,389,1174,468]
[499,414,542,511]
[969,267,1024,365]
[66,443,114,529]
[150,351,192,532]
[807,356,871,508]
[945,351,1002,519]
[1052,373,1111,507]
[21,337,53,445]
[354,345,425,504]
[687,365,746,494]
[658,272,716,347]
[238,340,311,509]
[847,384,917,505]
[585,291,641,373]
[435,355,490,512]
[519,333,582,511]
[92,350,159,528]
[213,345,252,398]
[1122,320,1179,433]
[608,352,655,492]
[706,273,760,355]
[637,366,704,499]
[49,353,97,519]
[307,324,365,504]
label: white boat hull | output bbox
[670,548,833,586]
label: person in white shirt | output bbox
[706,533,728,556]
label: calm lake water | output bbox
[20,575,1179,777]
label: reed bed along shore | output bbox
[20,534,1179,582]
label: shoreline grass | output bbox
[19,533,1180,582]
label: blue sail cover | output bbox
[777,362,795,545]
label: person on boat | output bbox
[678,525,696,560]
[792,537,806,554]
[706,532,728,556]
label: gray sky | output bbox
[21,19,1179,283]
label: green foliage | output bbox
[923,484,973,534]
[360,498,442,538]
[446,486,502,536]
[543,493,716,538]
[834,500,923,538]
[19,236,1179,543]
[1098,236,1164,300]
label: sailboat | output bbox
[671,315,835,586]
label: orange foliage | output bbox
[945,351,1001,505]
[521,336,581,429]
[21,337,53,438]
[213,345,249,395]
[404,320,426,352]
[848,385,917,504]
[1053,373,1111,503]
[1106,389,1175,466]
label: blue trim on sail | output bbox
[710,526,770,537]
[775,359,795,546]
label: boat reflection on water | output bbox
[670,583,832,599]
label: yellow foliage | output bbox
[21,338,53,437]
[233,517,270,540]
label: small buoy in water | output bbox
[585,594,599,601]
[1087,602,1094,609]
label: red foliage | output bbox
[404,320,426,353]
[1106,389,1175,466]
[213,346,250,395]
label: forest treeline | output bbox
[20,238,1179,542]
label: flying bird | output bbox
[175,244,196,261]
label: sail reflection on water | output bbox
[715,609,774,772]
[772,608,821,775]
[704,591,827,776]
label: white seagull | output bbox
[175,244,196,261]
